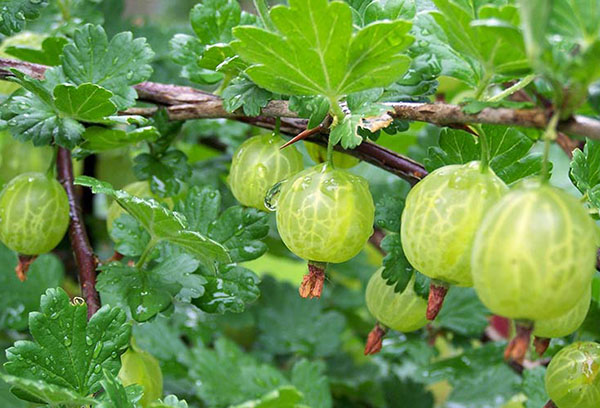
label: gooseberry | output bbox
[0,173,69,255]
[545,342,600,408]
[472,180,597,321]
[118,343,163,407]
[365,269,428,333]
[400,161,507,318]
[228,133,304,211]
[274,163,374,297]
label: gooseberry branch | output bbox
[56,147,101,319]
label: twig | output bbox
[56,147,100,319]
[0,58,599,138]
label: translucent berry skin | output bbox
[0,173,69,255]
[472,180,597,320]
[228,134,304,211]
[534,287,591,339]
[118,346,163,407]
[275,163,374,263]
[106,181,172,232]
[401,161,507,287]
[366,269,428,332]
[545,342,600,408]
[305,142,359,169]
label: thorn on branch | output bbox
[280,123,325,150]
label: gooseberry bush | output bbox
[1,0,600,407]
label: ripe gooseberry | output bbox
[400,161,507,319]
[228,133,304,211]
[472,180,597,321]
[0,173,69,255]
[472,180,597,363]
[118,342,163,407]
[305,142,359,169]
[364,269,428,355]
[545,342,600,408]
[273,163,374,297]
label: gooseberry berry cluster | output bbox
[228,133,375,298]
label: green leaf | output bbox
[380,233,417,294]
[175,185,220,235]
[169,34,223,85]
[75,176,231,268]
[190,0,240,44]
[425,126,544,184]
[198,43,247,76]
[232,0,412,99]
[98,246,204,322]
[411,13,480,87]
[522,366,548,408]
[414,342,521,408]
[381,376,434,408]
[252,277,345,357]
[193,264,260,314]
[3,288,131,403]
[425,128,478,171]
[109,214,151,257]
[1,73,84,148]
[290,360,332,408]
[96,369,143,408]
[374,194,404,233]
[80,126,160,153]
[150,395,189,408]
[363,0,416,25]
[53,83,117,122]
[570,139,600,194]
[329,114,362,149]
[0,243,64,331]
[484,125,543,184]
[222,76,272,117]
[5,36,68,66]
[429,1,529,82]
[177,186,270,263]
[0,0,47,36]
[231,386,307,408]
[0,375,96,406]
[186,337,288,406]
[208,206,269,263]
[433,287,489,337]
[48,24,154,109]
[133,150,191,198]
[288,95,330,128]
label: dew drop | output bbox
[63,337,72,347]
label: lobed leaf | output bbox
[3,288,131,404]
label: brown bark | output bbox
[56,148,100,319]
